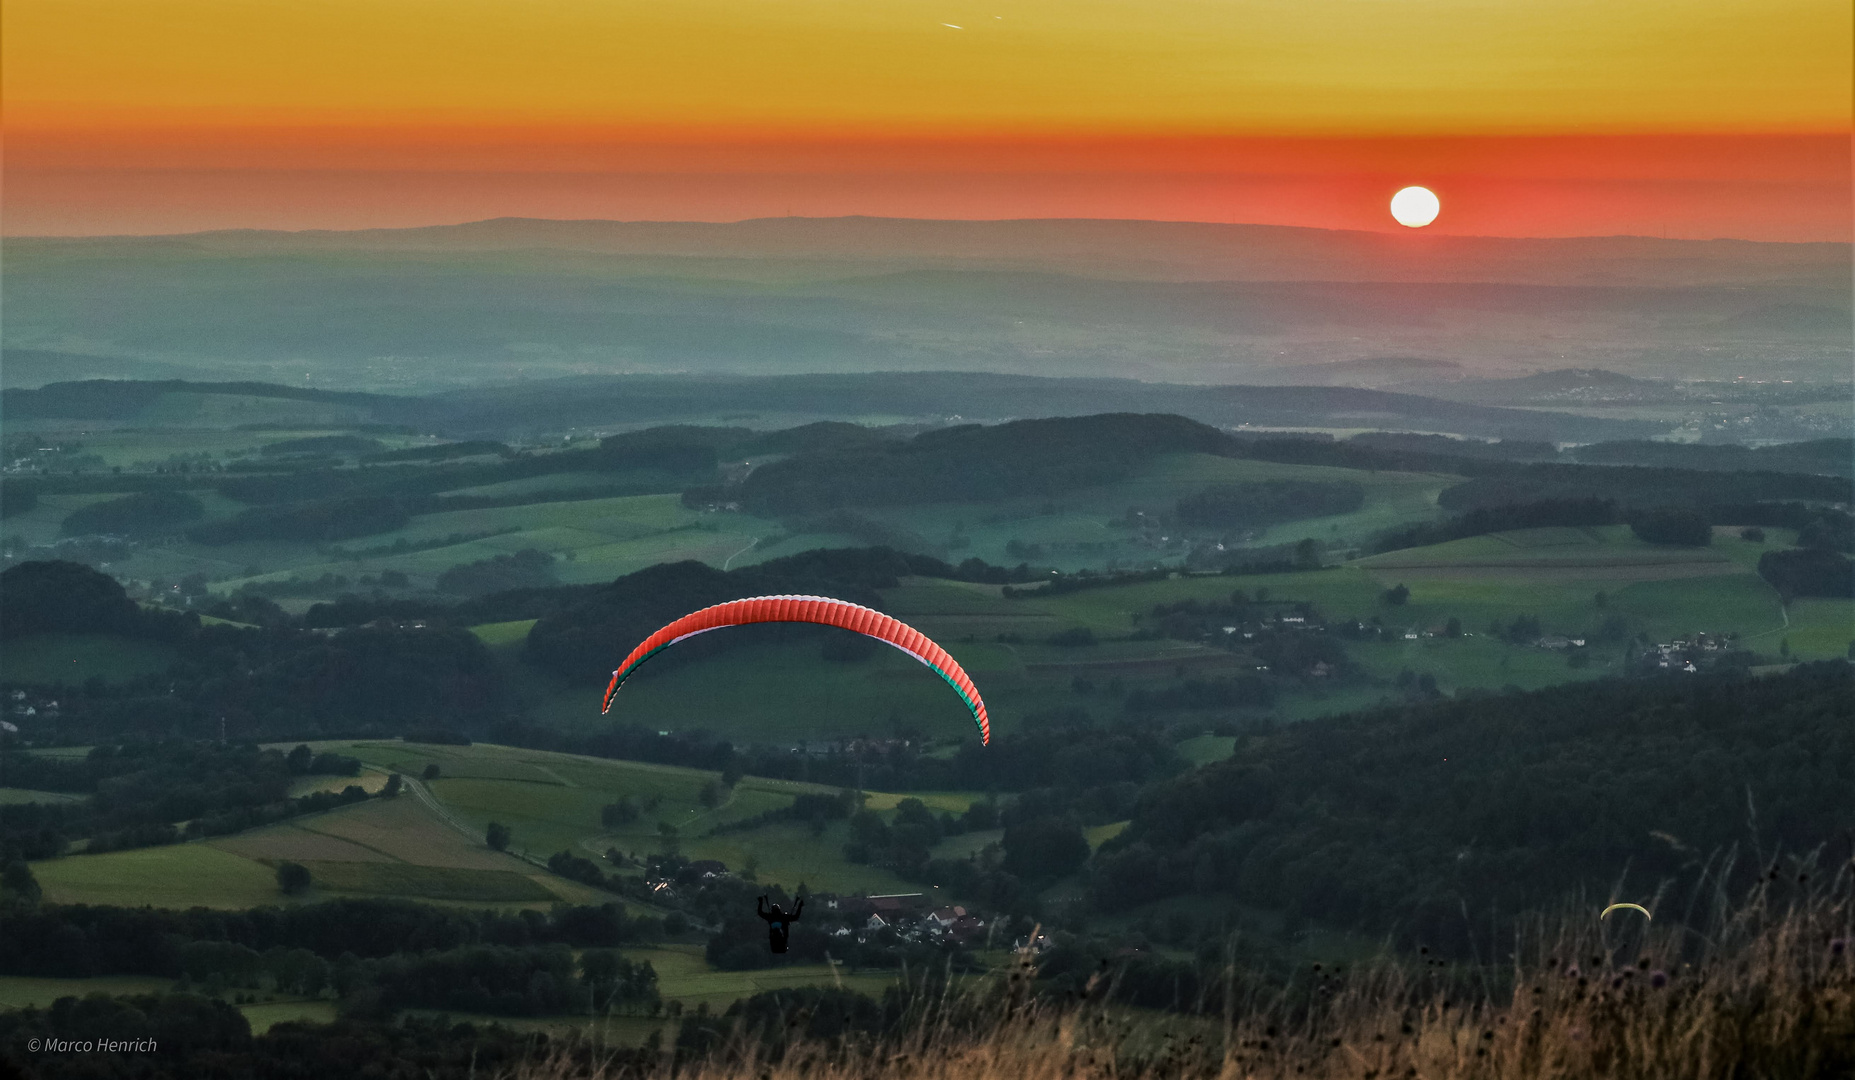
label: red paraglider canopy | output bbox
[602,595,990,744]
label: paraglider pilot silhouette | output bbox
[757,895,803,953]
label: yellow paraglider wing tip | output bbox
[1600,903,1652,921]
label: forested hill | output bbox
[723,412,1851,516]
[522,547,1015,682]
[2,373,1655,444]
[1093,662,1855,953]
[0,379,394,420]
[734,413,1233,514]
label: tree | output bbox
[382,773,403,798]
[1001,817,1090,882]
[1631,509,1711,546]
[655,821,680,855]
[487,822,511,851]
[1758,548,1855,599]
[601,798,640,828]
[720,759,745,788]
[1294,538,1322,569]
[422,764,442,781]
[1740,527,1766,543]
[698,781,722,809]
[1381,583,1410,606]
[1,860,41,905]
[286,745,314,775]
[276,861,312,896]
[1445,617,1462,638]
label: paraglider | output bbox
[1601,902,1652,921]
[758,894,803,953]
[602,595,991,744]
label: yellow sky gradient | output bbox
[8,0,1849,136]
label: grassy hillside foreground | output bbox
[534,886,1849,1080]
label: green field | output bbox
[0,632,178,685]
[760,453,1451,574]
[0,788,83,805]
[276,740,982,899]
[631,945,899,1010]
[1776,598,1855,659]
[0,976,175,1009]
[30,790,612,911]
[32,843,287,909]
[1175,735,1236,765]
[6,432,1461,609]
[466,518,1835,746]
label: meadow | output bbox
[829,452,1451,573]
[5,427,1457,606]
[309,740,970,898]
[30,786,613,911]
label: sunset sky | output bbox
[5,0,1850,238]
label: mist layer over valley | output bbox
[6,217,1848,392]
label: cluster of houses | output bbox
[638,861,999,948]
[1533,634,1588,650]
[1648,632,1734,671]
[819,893,990,946]
[7,690,59,721]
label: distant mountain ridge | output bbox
[1,373,1663,443]
[15,215,1847,288]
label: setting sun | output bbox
[1390,186,1440,228]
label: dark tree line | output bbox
[1373,497,1620,553]
[1,741,369,860]
[2,562,505,745]
[1629,507,1712,546]
[187,494,412,543]
[0,994,668,1078]
[60,490,205,538]
[1435,463,1848,513]
[1759,548,1855,598]
[434,547,557,596]
[0,898,665,979]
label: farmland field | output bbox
[631,945,901,1010]
[466,515,1834,746]
[801,453,1452,573]
[31,843,287,910]
[31,791,611,910]
[0,976,175,1009]
[0,788,82,805]
[4,439,1462,612]
[275,740,986,898]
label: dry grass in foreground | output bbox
[526,855,1854,1079]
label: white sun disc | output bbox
[1390,186,1440,228]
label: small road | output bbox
[399,774,480,844]
[722,538,760,570]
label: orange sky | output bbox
[5,0,1850,237]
